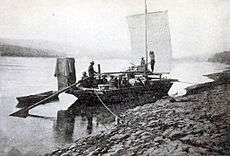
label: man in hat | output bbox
[88,61,97,78]
[149,51,155,72]
[88,61,97,87]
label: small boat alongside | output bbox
[16,91,59,108]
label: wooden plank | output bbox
[101,71,169,75]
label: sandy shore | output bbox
[47,70,230,156]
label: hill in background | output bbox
[0,38,128,59]
[0,41,64,58]
[208,51,230,65]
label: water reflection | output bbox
[53,99,143,144]
[54,110,75,143]
[86,115,93,134]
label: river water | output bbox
[0,56,228,155]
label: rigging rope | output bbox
[93,90,155,135]
[94,91,122,120]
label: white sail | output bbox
[127,10,172,72]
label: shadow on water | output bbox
[52,98,149,144]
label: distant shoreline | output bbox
[0,42,62,58]
[208,51,230,65]
[0,54,59,58]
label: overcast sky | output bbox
[0,0,229,58]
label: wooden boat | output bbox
[67,9,176,107]
[68,75,177,107]
[16,91,59,108]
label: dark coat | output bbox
[88,64,96,78]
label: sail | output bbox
[127,10,172,72]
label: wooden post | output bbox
[98,64,101,79]
[55,58,76,90]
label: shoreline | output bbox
[47,69,230,156]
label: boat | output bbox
[64,7,177,107]
[67,73,177,107]
[16,91,59,108]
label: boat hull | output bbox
[69,80,173,107]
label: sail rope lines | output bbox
[93,90,155,136]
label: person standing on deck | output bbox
[88,61,97,78]
[88,61,97,87]
[149,51,155,72]
[140,57,146,71]
[141,57,145,67]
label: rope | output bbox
[93,90,155,136]
[100,122,109,130]
[94,91,122,120]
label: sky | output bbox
[0,0,230,58]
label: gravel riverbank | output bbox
[48,71,230,156]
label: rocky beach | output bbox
[47,69,230,156]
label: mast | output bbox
[144,0,148,75]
